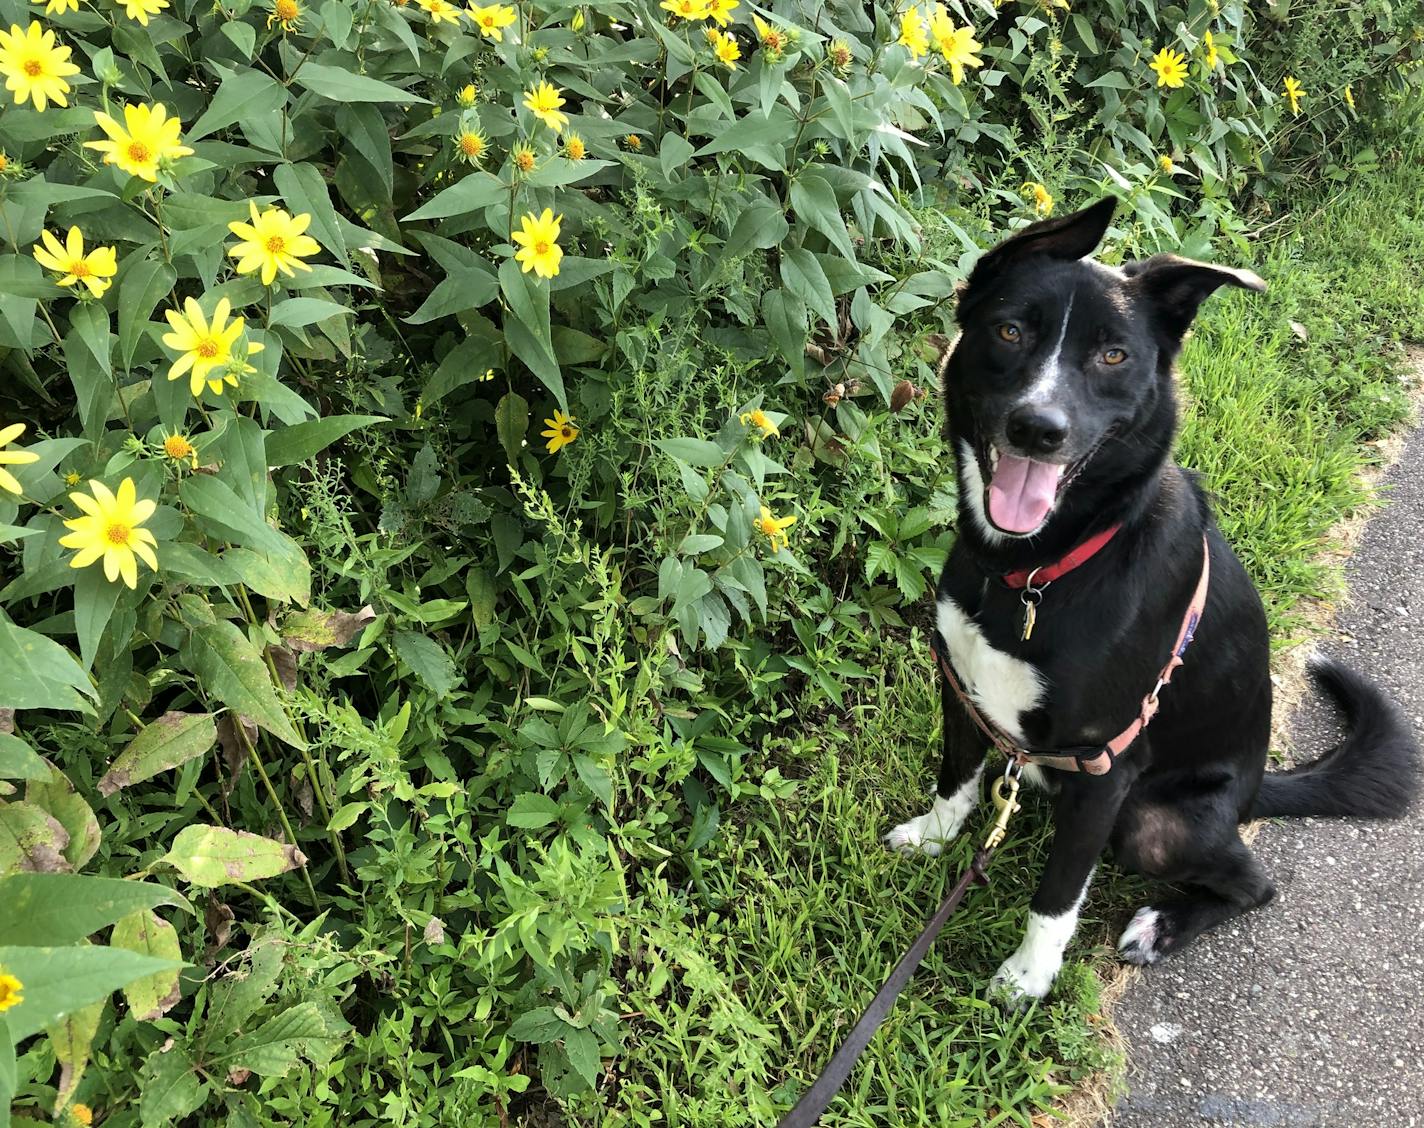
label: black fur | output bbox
[916,199,1420,985]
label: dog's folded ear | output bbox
[967,197,1117,292]
[1127,254,1267,341]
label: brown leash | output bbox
[776,768,1023,1128]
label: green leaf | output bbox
[139,1045,207,1128]
[0,944,185,1041]
[162,825,307,888]
[179,473,289,558]
[48,996,103,1112]
[654,438,726,468]
[293,61,430,104]
[0,802,70,877]
[218,1001,344,1076]
[0,874,189,946]
[760,288,807,381]
[790,172,856,261]
[565,1028,601,1087]
[188,67,287,142]
[337,102,393,199]
[724,199,789,258]
[402,171,506,222]
[72,564,120,673]
[0,613,95,712]
[26,764,99,870]
[507,1006,565,1043]
[268,297,350,329]
[524,158,614,189]
[184,621,305,748]
[0,734,48,782]
[506,793,561,829]
[326,802,364,832]
[495,392,529,465]
[118,256,176,374]
[780,247,837,328]
[264,414,384,467]
[68,301,112,377]
[97,712,216,797]
[272,162,349,267]
[110,910,182,1021]
[391,631,459,698]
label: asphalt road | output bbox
[1108,422,1424,1128]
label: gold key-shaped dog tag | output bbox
[1021,600,1037,641]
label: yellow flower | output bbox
[0,423,40,496]
[0,21,81,111]
[68,1104,94,1127]
[660,0,709,19]
[1022,181,1053,216]
[33,0,80,14]
[707,27,740,69]
[754,504,796,553]
[59,477,159,590]
[512,208,564,279]
[117,0,169,26]
[623,133,642,150]
[32,226,118,297]
[511,142,536,173]
[1202,29,1219,71]
[456,82,477,106]
[739,409,779,438]
[227,201,321,285]
[64,470,81,487]
[268,0,301,30]
[85,102,193,182]
[419,0,461,24]
[162,431,197,465]
[704,0,737,27]
[1343,83,1355,110]
[563,131,587,160]
[540,409,578,453]
[0,970,23,1012]
[899,5,928,59]
[1150,46,1188,88]
[522,80,568,132]
[1158,154,1174,173]
[752,14,786,56]
[161,296,262,396]
[467,2,515,40]
[827,38,853,71]
[929,5,982,84]
[1282,75,1305,115]
[456,127,488,164]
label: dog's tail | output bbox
[1250,655,1419,820]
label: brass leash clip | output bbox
[984,759,1024,850]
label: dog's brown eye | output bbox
[1103,348,1127,365]
[997,324,1021,343]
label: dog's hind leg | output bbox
[1118,833,1276,965]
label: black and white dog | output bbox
[886,198,1419,1001]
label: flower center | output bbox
[460,135,482,156]
[480,14,493,25]
[534,240,550,255]
[23,58,43,77]
[561,426,574,438]
[265,234,287,255]
[277,0,298,16]
[126,140,153,165]
[70,260,92,277]
[165,435,194,458]
[105,522,132,547]
[196,337,220,359]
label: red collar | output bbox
[1001,523,1122,589]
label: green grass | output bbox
[586,109,1424,1128]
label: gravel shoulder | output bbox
[1108,417,1424,1127]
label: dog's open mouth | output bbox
[978,429,1115,535]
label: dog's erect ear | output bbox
[966,197,1118,291]
[1127,253,1266,341]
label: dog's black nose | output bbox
[1006,405,1069,454]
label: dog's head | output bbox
[941,197,1265,542]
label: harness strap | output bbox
[933,536,1211,774]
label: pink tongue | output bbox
[987,453,1062,533]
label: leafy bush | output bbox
[0,0,1420,1123]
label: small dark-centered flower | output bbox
[755,505,796,553]
[1150,46,1188,88]
[541,409,578,453]
[739,409,779,438]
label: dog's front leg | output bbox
[992,771,1133,1001]
[885,676,985,857]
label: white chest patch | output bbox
[936,595,1046,744]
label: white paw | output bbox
[884,778,980,858]
[1118,906,1164,965]
[991,947,1059,1002]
